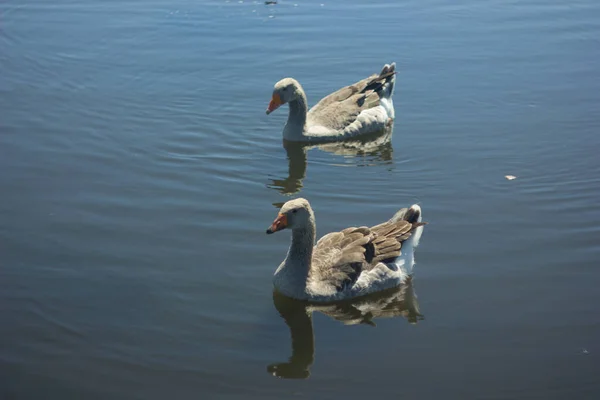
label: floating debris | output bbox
[505,175,517,181]
[265,1,277,4]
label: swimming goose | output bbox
[266,198,426,302]
[266,63,397,142]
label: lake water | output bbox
[1,0,599,398]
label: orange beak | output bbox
[266,93,282,115]
[266,213,288,234]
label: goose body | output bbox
[266,63,397,143]
[266,198,425,302]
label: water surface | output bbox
[1,0,600,398]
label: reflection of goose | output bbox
[268,127,394,196]
[267,279,423,379]
[266,198,426,301]
[266,63,396,142]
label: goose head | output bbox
[266,78,303,115]
[266,198,314,234]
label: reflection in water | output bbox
[268,127,394,196]
[267,278,423,379]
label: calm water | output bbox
[2,0,600,398]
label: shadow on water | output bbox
[267,277,423,380]
[267,126,394,198]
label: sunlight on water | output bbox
[1,0,599,398]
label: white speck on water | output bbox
[582,348,589,354]
[268,15,275,18]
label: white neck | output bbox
[273,215,316,299]
[287,222,315,268]
[283,89,308,141]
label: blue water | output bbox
[1,0,600,398]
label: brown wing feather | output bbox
[309,74,378,113]
[310,219,423,292]
[306,70,395,131]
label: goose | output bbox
[266,198,426,302]
[265,63,397,142]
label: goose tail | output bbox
[385,204,424,277]
[391,203,422,224]
[378,62,396,99]
[390,204,424,248]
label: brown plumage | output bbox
[307,68,397,132]
[309,219,426,292]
